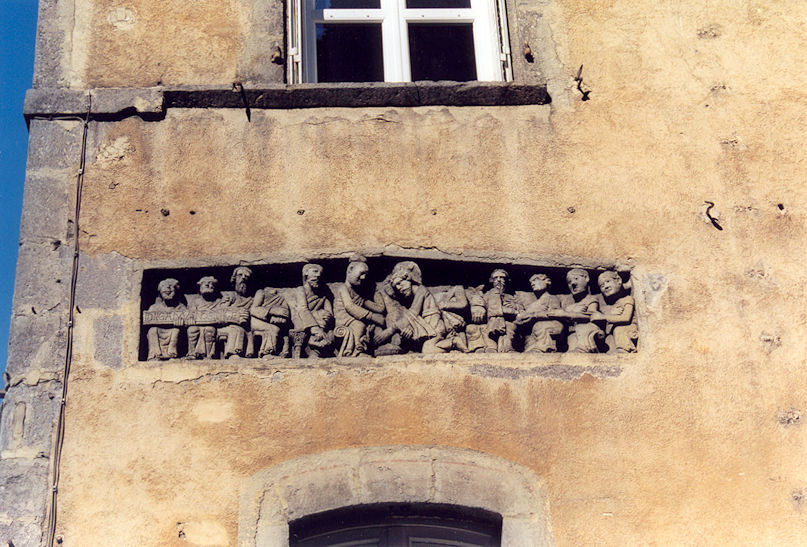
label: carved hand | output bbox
[488,316,506,336]
[369,312,386,326]
[514,312,533,325]
[373,327,394,345]
[470,306,485,323]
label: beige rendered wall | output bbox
[18,0,807,545]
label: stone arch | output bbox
[238,445,554,546]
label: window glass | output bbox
[295,0,506,83]
[405,0,471,8]
[316,24,384,82]
[408,23,477,81]
[315,0,381,9]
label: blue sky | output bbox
[0,1,38,377]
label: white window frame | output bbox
[287,0,512,83]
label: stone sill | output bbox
[127,352,626,382]
[24,82,551,121]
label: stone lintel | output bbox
[240,446,554,547]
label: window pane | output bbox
[410,541,486,547]
[406,0,470,8]
[316,24,384,83]
[408,24,477,82]
[315,0,380,9]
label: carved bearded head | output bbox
[489,269,510,293]
[529,273,551,294]
[197,276,219,299]
[302,263,324,290]
[157,278,180,304]
[230,267,253,296]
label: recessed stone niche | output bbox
[139,254,637,361]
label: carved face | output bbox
[346,262,368,287]
[198,277,218,297]
[529,274,550,294]
[566,270,590,296]
[232,269,251,295]
[490,269,509,293]
[304,266,323,289]
[159,283,177,302]
[392,276,413,298]
[598,271,623,298]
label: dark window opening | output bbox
[315,0,381,9]
[408,23,477,82]
[316,24,385,82]
[289,503,503,547]
[406,0,471,8]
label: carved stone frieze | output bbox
[139,255,638,360]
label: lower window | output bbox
[289,503,503,546]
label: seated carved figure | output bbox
[590,270,638,353]
[515,273,564,353]
[218,267,255,358]
[145,278,185,360]
[289,263,334,358]
[465,269,524,353]
[333,255,387,357]
[376,261,447,355]
[186,276,225,359]
[551,268,604,353]
[432,285,471,353]
[250,278,291,359]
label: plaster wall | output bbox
[5,0,807,546]
[54,93,807,545]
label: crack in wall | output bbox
[7,372,62,390]
[469,363,621,380]
[148,370,240,387]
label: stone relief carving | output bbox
[515,273,563,353]
[250,270,291,358]
[145,278,184,360]
[186,275,226,359]
[289,263,334,358]
[141,256,638,360]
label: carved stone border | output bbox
[238,445,554,546]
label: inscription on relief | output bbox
[140,255,638,360]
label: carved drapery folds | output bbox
[140,255,638,361]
